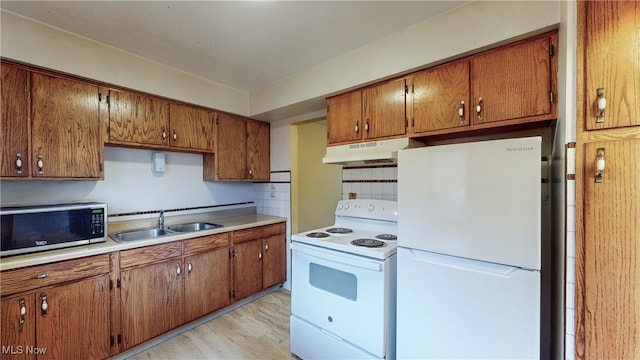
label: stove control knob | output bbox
[368,204,375,212]
[337,203,344,210]
[344,203,350,210]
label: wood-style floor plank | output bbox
[125,289,292,359]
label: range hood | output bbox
[323,138,424,165]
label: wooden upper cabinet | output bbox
[363,78,407,139]
[216,113,247,180]
[168,103,215,152]
[247,120,270,181]
[31,72,102,179]
[410,60,470,133]
[470,32,557,125]
[1,64,29,178]
[583,1,639,130]
[108,89,169,146]
[327,90,363,145]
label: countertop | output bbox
[1,211,286,272]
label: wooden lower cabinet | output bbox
[0,271,111,360]
[233,239,265,301]
[119,243,184,350]
[262,234,286,289]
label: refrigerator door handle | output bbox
[404,247,533,278]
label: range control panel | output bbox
[335,199,398,222]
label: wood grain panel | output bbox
[233,223,285,244]
[411,60,470,133]
[584,0,640,130]
[583,139,640,359]
[36,275,111,360]
[246,120,270,181]
[169,103,215,151]
[232,240,263,301]
[108,89,169,146]
[262,234,286,288]
[471,33,555,124]
[1,64,29,178]
[30,73,102,178]
[183,233,230,256]
[216,113,247,180]
[1,294,36,360]
[0,254,110,297]
[327,90,363,145]
[184,247,230,322]
[363,78,406,139]
[119,242,182,269]
[120,260,184,350]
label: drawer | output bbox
[233,223,285,244]
[183,232,229,256]
[120,241,182,269]
[1,254,111,297]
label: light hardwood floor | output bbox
[124,289,293,360]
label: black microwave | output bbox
[1,202,107,257]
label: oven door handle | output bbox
[292,242,383,272]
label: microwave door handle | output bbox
[292,243,382,271]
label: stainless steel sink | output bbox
[110,227,178,242]
[110,222,223,243]
[166,222,222,232]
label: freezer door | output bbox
[398,136,541,269]
[396,247,540,359]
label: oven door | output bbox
[291,241,391,358]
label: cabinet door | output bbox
[327,91,363,144]
[246,120,270,181]
[108,89,169,146]
[363,78,406,140]
[233,239,263,301]
[168,103,215,151]
[584,1,640,130]
[31,73,102,178]
[216,113,247,180]
[1,294,36,360]
[1,65,29,178]
[471,34,555,125]
[36,275,111,360]
[583,139,640,359]
[262,234,286,289]
[120,260,184,349]
[411,60,470,133]
[184,248,230,322]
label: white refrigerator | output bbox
[397,137,542,359]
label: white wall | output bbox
[0,147,256,214]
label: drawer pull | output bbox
[35,273,49,279]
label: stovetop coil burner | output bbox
[326,227,353,234]
[306,232,330,238]
[375,234,397,241]
[350,238,387,248]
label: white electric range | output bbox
[290,199,397,360]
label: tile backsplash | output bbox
[342,165,397,201]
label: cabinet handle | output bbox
[596,88,606,123]
[475,97,483,121]
[248,169,253,177]
[36,154,44,175]
[35,273,49,279]
[355,121,359,134]
[458,101,465,124]
[365,121,370,133]
[173,130,177,141]
[162,128,167,140]
[258,250,262,260]
[265,243,269,251]
[176,262,181,278]
[595,148,605,183]
[40,294,48,317]
[15,153,23,174]
[187,259,192,274]
[19,298,26,325]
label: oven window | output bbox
[309,263,357,301]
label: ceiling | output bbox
[1,1,467,93]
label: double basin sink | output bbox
[110,222,222,243]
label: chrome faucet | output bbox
[158,211,164,229]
